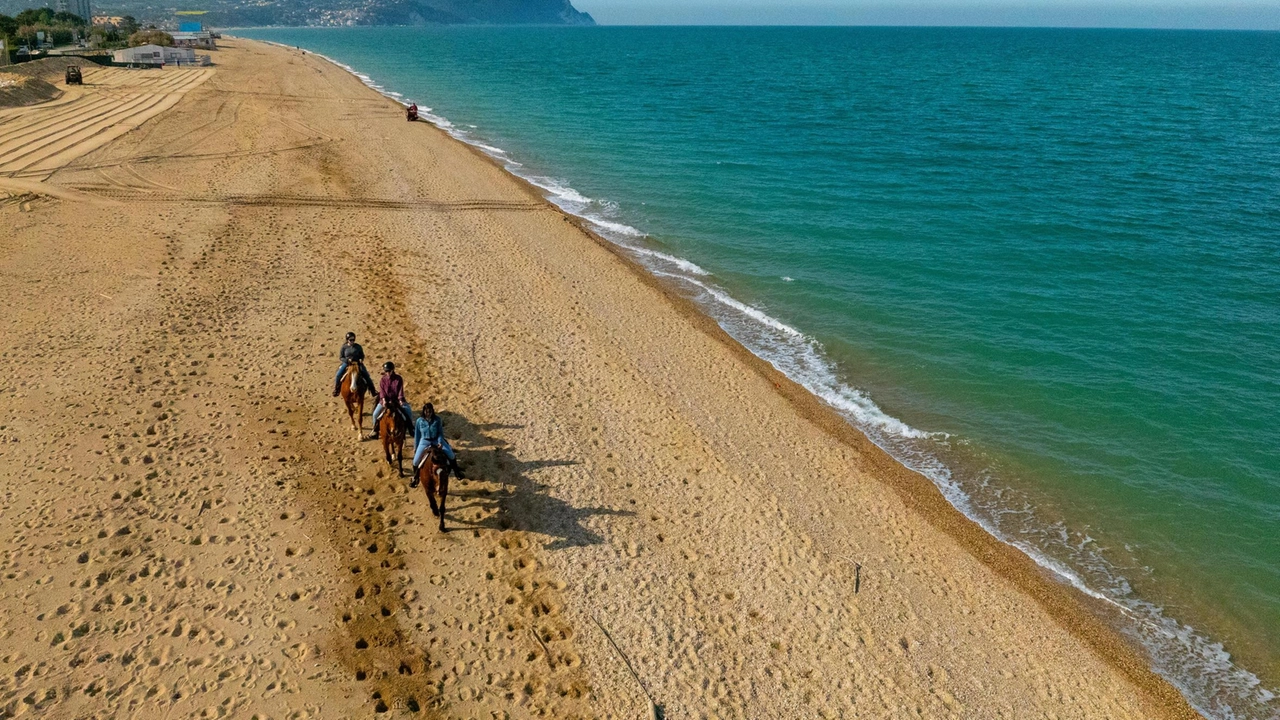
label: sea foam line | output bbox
[240,37,1277,720]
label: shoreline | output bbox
[245,35,1213,717]
[0,37,1208,718]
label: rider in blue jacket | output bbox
[413,403,463,477]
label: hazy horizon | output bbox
[574,1,1280,30]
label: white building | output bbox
[112,44,197,67]
[171,32,216,50]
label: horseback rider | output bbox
[371,361,412,438]
[333,332,374,397]
[414,403,463,477]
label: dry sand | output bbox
[0,41,1203,719]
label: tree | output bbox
[14,8,54,26]
[17,24,41,47]
[52,11,86,26]
[128,29,173,47]
[120,16,138,34]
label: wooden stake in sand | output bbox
[593,615,665,720]
[531,627,555,667]
[470,335,482,384]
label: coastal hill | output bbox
[365,0,595,25]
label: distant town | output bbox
[0,0,594,31]
[0,4,215,66]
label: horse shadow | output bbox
[471,423,525,432]
[425,411,633,549]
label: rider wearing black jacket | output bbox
[333,332,375,396]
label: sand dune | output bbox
[0,40,1200,719]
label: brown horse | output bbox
[378,404,408,476]
[338,363,366,439]
[413,445,452,532]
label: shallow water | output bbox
[236,26,1280,718]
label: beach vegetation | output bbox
[127,28,173,47]
[1,8,88,56]
[83,16,137,50]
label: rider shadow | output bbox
[436,411,634,550]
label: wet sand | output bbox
[0,40,1201,718]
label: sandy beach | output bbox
[0,40,1202,718]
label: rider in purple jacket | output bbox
[371,361,412,438]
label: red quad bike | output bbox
[406,104,418,122]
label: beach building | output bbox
[113,44,197,67]
[172,31,216,50]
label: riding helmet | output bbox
[383,361,395,372]
[345,331,356,341]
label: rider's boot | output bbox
[332,383,340,397]
[451,459,465,479]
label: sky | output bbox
[573,0,1280,29]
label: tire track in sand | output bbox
[63,187,549,213]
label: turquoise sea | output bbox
[235,26,1280,718]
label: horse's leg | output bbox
[437,470,449,532]
[424,468,441,517]
[356,394,365,438]
[395,435,404,478]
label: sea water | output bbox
[235,26,1280,718]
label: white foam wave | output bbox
[470,141,507,156]
[528,175,592,207]
[668,273,803,336]
[582,216,646,238]
[625,245,709,275]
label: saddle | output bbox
[378,399,409,426]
